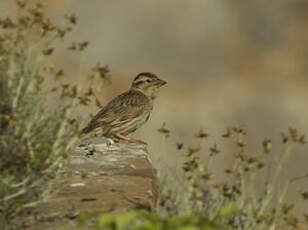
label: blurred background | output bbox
[1,0,308,211]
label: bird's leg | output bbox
[116,133,133,142]
[115,134,147,145]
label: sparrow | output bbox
[81,72,167,143]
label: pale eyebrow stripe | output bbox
[133,80,144,85]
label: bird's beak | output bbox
[153,79,167,88]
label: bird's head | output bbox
[131,72,167,99]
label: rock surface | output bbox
[18,138,158,230]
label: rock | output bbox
[18,138,158,230]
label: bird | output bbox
[81,72,167,143]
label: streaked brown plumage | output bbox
[82,72,166,142]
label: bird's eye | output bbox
[146,79,151,83]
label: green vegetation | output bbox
[78,210,227,230]
[0,1,108,228]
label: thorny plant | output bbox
[158,124,308,230]
[0,1,110,228]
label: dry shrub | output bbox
[158,126,308,230]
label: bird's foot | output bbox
[115,134,147,145]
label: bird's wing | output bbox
[82,90,150,134]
